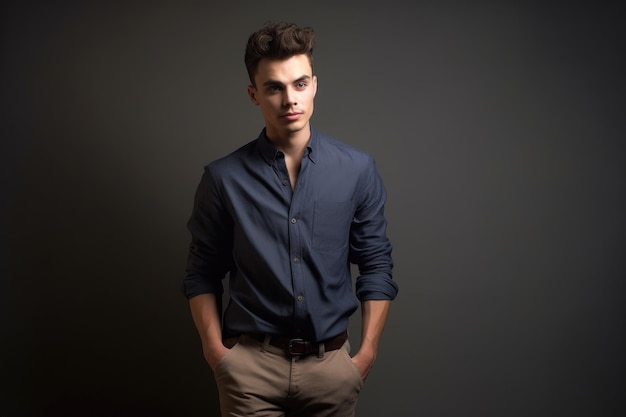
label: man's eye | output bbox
[296,82,307,88]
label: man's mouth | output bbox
[281,112,303,120]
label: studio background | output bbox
[1,1,624,416]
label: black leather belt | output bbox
[246,330,348,357]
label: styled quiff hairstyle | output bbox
[244,22,316,86]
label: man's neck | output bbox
[266,124,310,157]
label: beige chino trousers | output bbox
[214,335,364,417]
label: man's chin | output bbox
[284,121,310,133]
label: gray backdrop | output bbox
[2,1,624,416]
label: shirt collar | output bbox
[256,129,279,165]
[256,127,318,165]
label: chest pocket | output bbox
[312,200,354,253]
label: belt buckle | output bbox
[288,338,306,356]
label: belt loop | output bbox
[317,341,325,358]
[260,334,271,352]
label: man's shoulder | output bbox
[315,130,373,164]
[205,137,258,171]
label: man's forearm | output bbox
[352,299,391,379]
[360,299,391,354]
[189,293,228,369]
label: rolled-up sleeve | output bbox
[183,165,233,299]
[350,156,398,301]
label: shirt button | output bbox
[297,295,304,302]
[290,218,297,224]
[293,257,300,263]
[282,180,289,186]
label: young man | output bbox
[183,22,398,416]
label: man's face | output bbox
[248,54,317,141]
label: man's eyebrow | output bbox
[262,80,284,87]
[262,75,311,87]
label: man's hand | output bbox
[203,342,230,371]
[351,345,377,381]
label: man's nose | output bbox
[283,87,297,106]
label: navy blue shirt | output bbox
[184,127,398,342]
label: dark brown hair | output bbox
[244,22,315,86]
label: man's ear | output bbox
[247,85,259,105]
[312,75,318,98]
